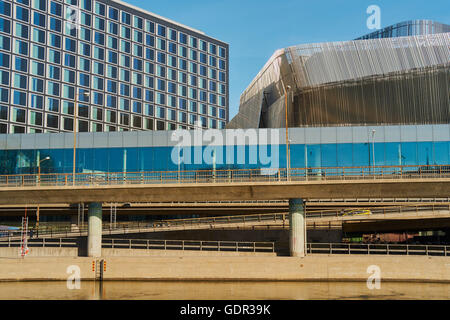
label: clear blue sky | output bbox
[125,0,450,119]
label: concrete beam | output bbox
[1,179,450,205]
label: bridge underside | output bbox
[1,179,450,205]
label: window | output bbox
[47,81,60,96]
[0,35,9,51]
[50,1,62,16]
[15,6,29,23]
[157,25,166,37]
[65,38,76,52]
[108,7,118,21]
[94,32,104,45]
[33,12,46,27]
[30,78,44,93]
[107,36,117,50]
[80,28,91,41]
[134,16,143,29]
[94,17,104,30]
[146,21,154,33]
[31,44,45,60]
[80,12,91,27]
[121,12,130,25]
[48,18,61,33]
[93,46,104,60]
[14,23,28,39]
[179,33,187,44]
[0,52,8,67]
[76,58,88,72]
[13,91,27,107]
[0,87,8,102]
[108,21,118,35]
[94,2,105,16]
[32,0,46,11]
[12,107,26,122]
[64,53,75,68]
[0,1,11,16]
[13,73,27,89]
[0,70,8,85]
[48,33,61,48]
[48,49,61,64]
[29,111,42,125]
[79,73,89,87]
[0,105,7,120]
[63,69,75,83]
[46,114,59,129]
[14,57,27,72]
[0,17,10,34]
[30,61,44,76]
[14,39,29,56]
[80,0,91,11]
[47,65,60,80]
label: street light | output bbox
[36,156,50,237]
[371,129,376,174]
[38,156,50,185]
[73,91,90,185]
[283,84,291,181]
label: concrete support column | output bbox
[289,198,306,257]
[87,202,102,257]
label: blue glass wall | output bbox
[1,141,449,175]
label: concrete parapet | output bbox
[1,255,450,282]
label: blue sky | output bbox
[125,0,450,119]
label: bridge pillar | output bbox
[289,198,306,257]
[87,202,102,257]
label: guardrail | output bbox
[307,243,450,256]
[1,164,450,188]
[102,239,275,253]
[0,237,275,253]
[2,238,448,257]
[2,203,449,240]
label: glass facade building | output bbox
[1,125,449,175]
[0,0,229,134]
[356,20,450,40]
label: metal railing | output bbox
[3,238,447,257]
[102,238,275,253]
[1,164,450,188]
[2,203,450,240]
[307,243,450,256]
[0,237,275,253]
[0,237,78,248]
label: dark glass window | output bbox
[0,17,10,33]
[108,7,118,20]
[0,1,11,17]
[33,12,46,27]
[0,52,9,67]
[157,25,166,37]
[49,17,62,32]
[121,12,130,25]
[46,114,58,129]
[50,1,62,16]
[14,57,27,72]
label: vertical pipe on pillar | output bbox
[289,198,306,257]
[88,202,102,257]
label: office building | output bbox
[0,0,229,134]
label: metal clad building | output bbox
[228,21,450,129]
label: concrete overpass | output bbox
[1,179,450,205]
[2,166,450,258]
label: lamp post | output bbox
[38,156,50,186]
[73,92,90,186]
[284,85,291,181]
[371,129,376,174]
[36,156,50,237]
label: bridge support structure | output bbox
[88,202,102,257]
[289,198,306,257]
